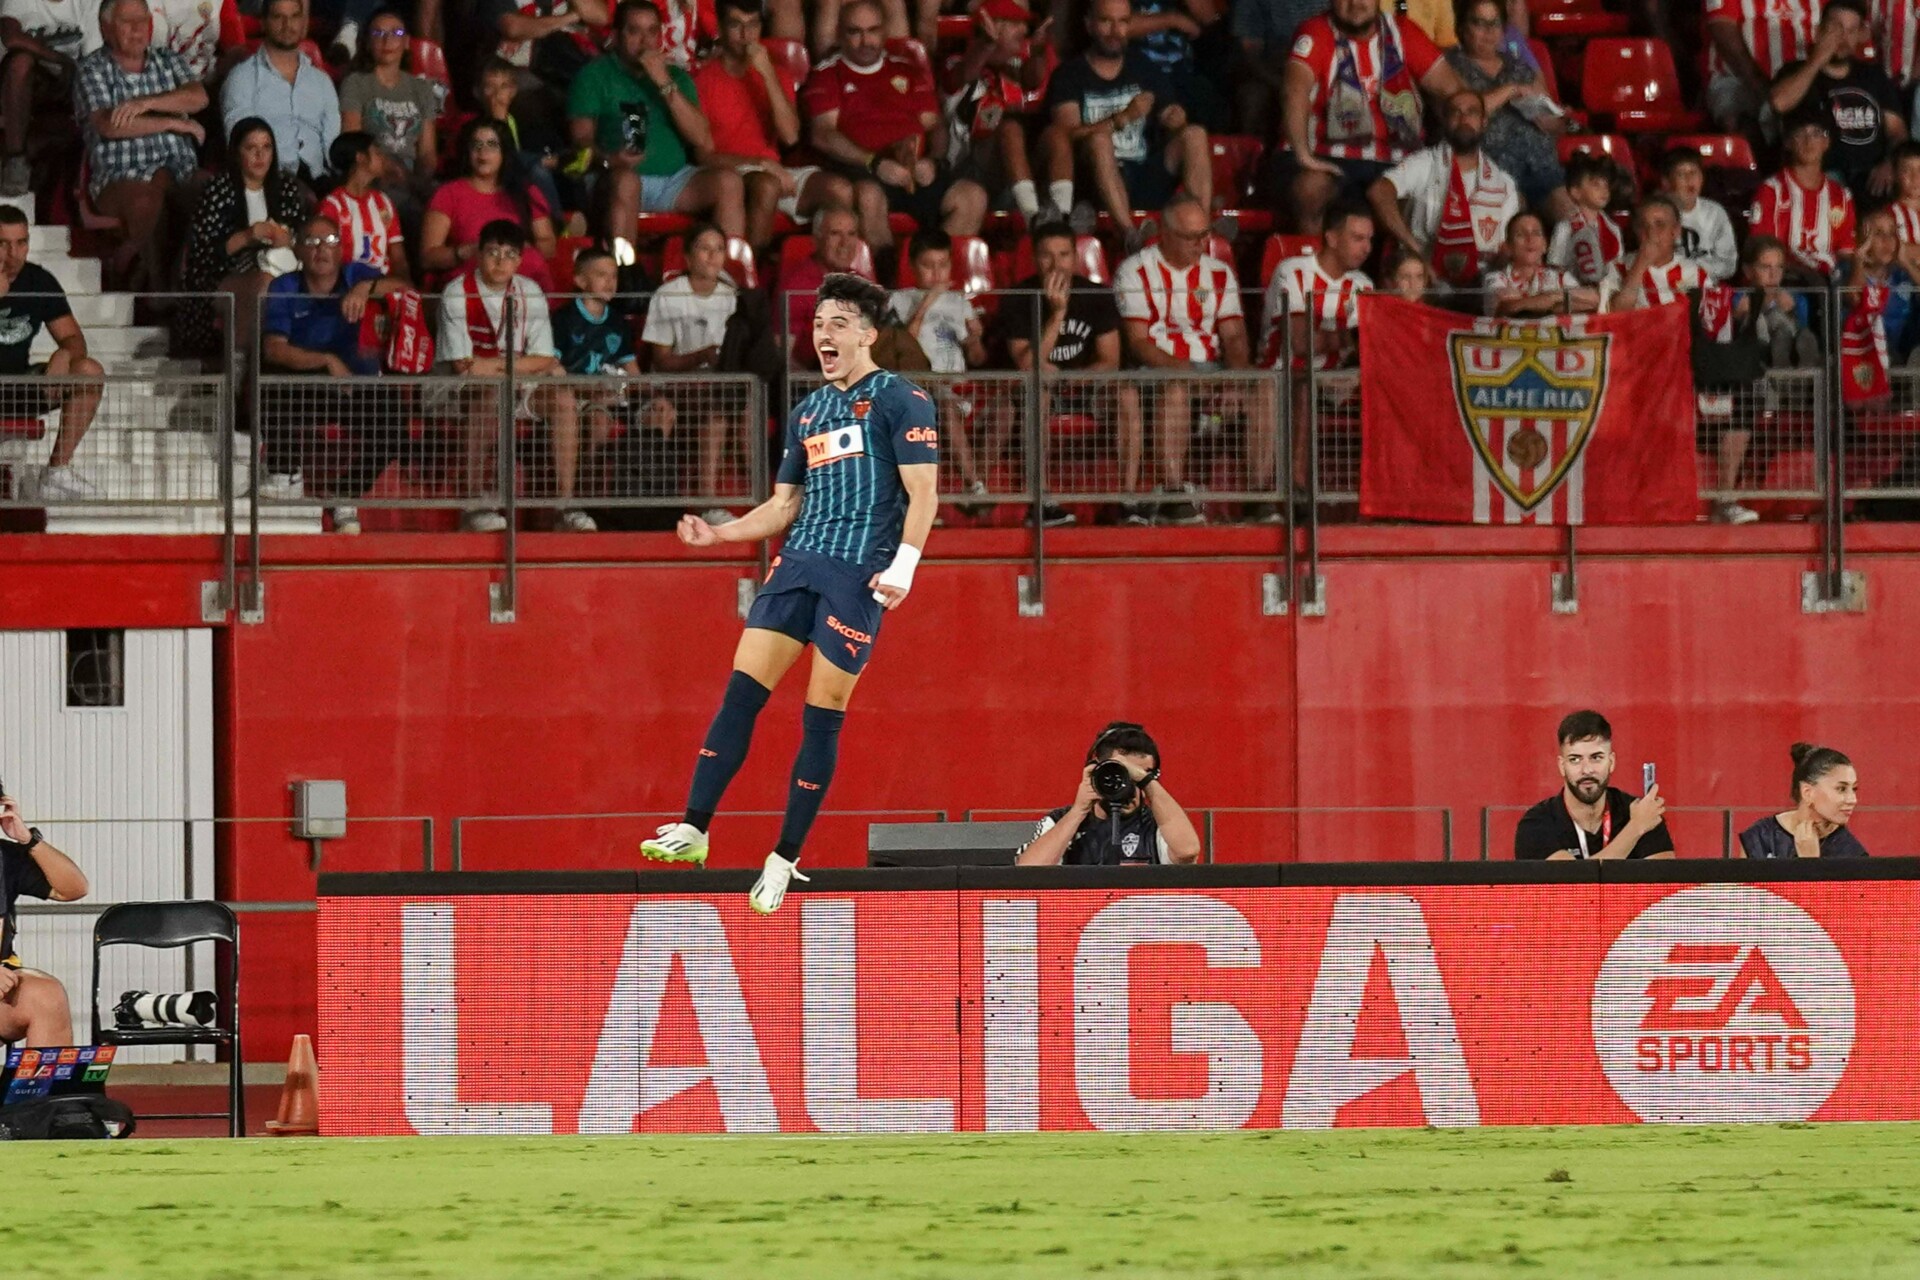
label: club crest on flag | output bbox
[1447,323,1612,513]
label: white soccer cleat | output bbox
[748,853,808,915]
[640,821,709,865]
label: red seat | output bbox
[1260,233,1319,287]
[893,234,992,295]
[547,233,595,287]
[1558,132,1640,186]
[761,37,809,99]
[0,416,46,440]
[936,12,973,46]
[1209,134,1274,235]
[661,235,760,288]
[1580,38,1705,132]
[633,213,697,238]
[1526,38,1560,98]
[1664,132,1757,173]
[409,38,452,92]
[1002,233,1110,285]
[777,235,876,288]
[886,36,932,84]
[1531,7,1630,38]
[75,160,123,234]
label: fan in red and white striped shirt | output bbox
[1890,144,1920,244]
[1260,252,1372,369]
[1749,123,1858,277]
[319,185,406,278]
[1604,198,1710,311]
[1114,238,1247,364]
[1870,0,1917,86]
[1704,0,1819,80]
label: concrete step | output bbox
[32,324,168,361]
[68,293,135,327]
[43,256,100,293]
[30,224,68,255]
[41,502,322,534]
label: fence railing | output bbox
[3,283,1910,617]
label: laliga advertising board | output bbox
[315,878,1916,1135]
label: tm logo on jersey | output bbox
[1592,885,1855,1123]
[804,424,866,469]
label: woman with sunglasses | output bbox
[420,116,559,291]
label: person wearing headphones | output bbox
[1016,721,1203,865]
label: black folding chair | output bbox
[90,901,244,1138]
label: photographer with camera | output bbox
[0,784,88,1046]
[1016,722,1203,866]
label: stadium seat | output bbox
[887,36,933,84]
[778,234,877,287]
[75,160,123,234]
[90,901,244,1138]
[936,12,973,46]
[1665,132,1758,173]
[661,235,760,288]
[762,37,809,99]
[1209,135,1273,236]
[1526,38,1561,98]
[1528,0,1630,38]
[547,233,595,287]
[1260,233,1318,287]
[1580,39,1705,132]
[1558,132,1640,185]
[634,213,697,239]
[894,234,992,295]
[1001,233,1111,285]
[409,38,452,93]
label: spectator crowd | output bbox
[6,0,1919,527]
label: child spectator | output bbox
[1483,211,1597,316]
[1886,140,1920,246]
[320,131,412,282]
[1750,118,1858,281]
[1661,148,1738,283]
[478,55,574,231]
[1548,153,1625,286]
[642,224,746,524]
[555,245,641,375]
[889,227,987,497]
[1838,207,1914,404]
[1384,249,1435,303]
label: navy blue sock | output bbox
[775,703,845,862]
[684,671,772,830]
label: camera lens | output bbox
[1090,760,1136,804]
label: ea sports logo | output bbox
[1592,885,1855,1123]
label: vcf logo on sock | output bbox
[1591,885,1855,1123]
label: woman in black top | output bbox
[1740,743,1868,858]
[180,118,311,363]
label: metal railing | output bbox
[965,806,1454,862]
[1,281,1909,618]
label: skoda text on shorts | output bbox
[640,272,940,915]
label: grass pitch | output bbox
[7,1124,1920,1278]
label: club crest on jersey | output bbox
[804,423,866,468]
[1449,322,1611,512]
[852,399,872,419]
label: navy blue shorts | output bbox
[745,548,883,675]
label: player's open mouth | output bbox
[818,342,841,363]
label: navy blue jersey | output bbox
[777,369,939,574]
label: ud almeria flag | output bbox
[1358,294,1698,524]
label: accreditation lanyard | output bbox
[1569,796,1612,860]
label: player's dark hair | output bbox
[908,227,951,261]
[1087,721,1160,769]
[1659,146,1704,178]
[1322,201,1373,238]
[0,204,29,231]
[329,129,377,179]
[1790,743,1853,803]
[1557,710,1612,747]
[817,271,890,329]
[478,218,528,254]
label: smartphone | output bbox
[1642,762,1657,793]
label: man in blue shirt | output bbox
[641,271,939,914]
[220,0,341,180]
[261,213,409,533]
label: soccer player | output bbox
[640,272,939,914]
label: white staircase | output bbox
[0,191,321,533]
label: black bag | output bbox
[0,1094,136,1140]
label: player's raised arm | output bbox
[677,485,804,547]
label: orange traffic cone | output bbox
[265,1033,319,1136]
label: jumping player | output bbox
[640,271,940,914]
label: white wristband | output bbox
[873,542,921,602]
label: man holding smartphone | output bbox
[1514,710,1675,860]
[0,785,89,1045]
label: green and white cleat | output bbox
[641,822,709,865]
[748,853,808,915]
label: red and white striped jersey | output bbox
[1889,199,1920,244]
[1287,13,1443,162]
[1546,208,1625,285]
[1870,0,1916,85]
[1259,252,1371,368]
[1113,245,1245,364]
[1749,170,1858,275]
[1703,0,1819,80]
[1481,263,1581,313]
[319,187,403,276]
[1600,256,1710,308]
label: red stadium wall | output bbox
[11,525,1920,1059]
[316,874,1917,1134]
